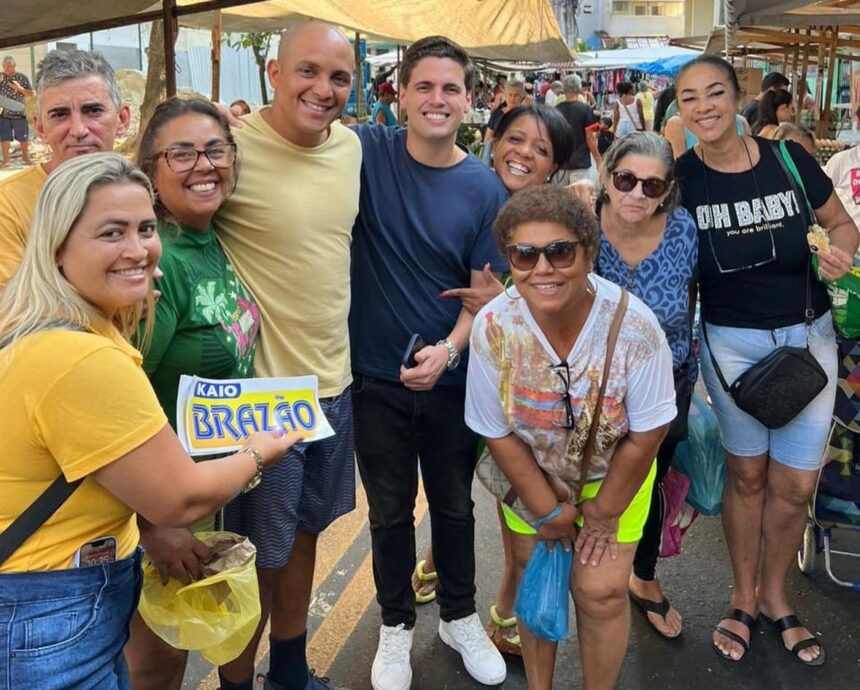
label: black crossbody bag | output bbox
[699,142,828,430]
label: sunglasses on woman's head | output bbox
[611,171,670,199]
[505,240,578,271]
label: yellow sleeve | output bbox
[0,199,26,288]
[34,346,168,481]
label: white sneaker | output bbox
[371,623,413,690]
[439,613,507,685]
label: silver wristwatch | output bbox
[436,338,461,371]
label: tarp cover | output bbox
[1,0,572,62]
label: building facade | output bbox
[552,0,688,44]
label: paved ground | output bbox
[182,470,860,690]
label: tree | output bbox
[225,32,276,104]
[119,20,167,155]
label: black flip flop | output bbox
[713,608,757,662]
[762,614,826,667]
[628,591,682,639]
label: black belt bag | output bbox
[701,265,827,430]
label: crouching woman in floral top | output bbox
[465,186,676,690]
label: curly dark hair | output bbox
[494,185,599,264]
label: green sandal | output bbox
[413,560,438,604]
[486,604,522,656]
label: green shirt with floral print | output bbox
[143,223,260,430]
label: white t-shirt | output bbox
[465,275,676,496]
[545,90,558,107]
[824,146,860,228]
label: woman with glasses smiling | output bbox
[675,55,857,667]
[125,97,261,690]
[595,132,697,641]
[465,185,676,689]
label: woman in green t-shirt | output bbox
[125,97,262,690]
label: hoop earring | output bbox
[503,276,521,300]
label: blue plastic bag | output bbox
[672,394,726,516]
[513,540,572,642]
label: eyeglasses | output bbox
[550,362,575,429]
[611,171,671,199]
[709,228,777,274]
[160,143,237,173]
[505,240,578,271]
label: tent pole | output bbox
[822,26,840,138]
[355,32,363,119]
[162,0,178,97]
[797,28,811,126]
[211,10,222,102]
[397,44,403,125]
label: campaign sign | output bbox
[176,375,334,455]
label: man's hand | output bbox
[214,101,246,129]
[400,344,449,391]
[9,81,25,94]
[140,525,212,585]
[439,263,504,315]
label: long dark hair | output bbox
[753,89,793,134]
[653,85,675,132]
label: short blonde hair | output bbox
[0,153,156,348]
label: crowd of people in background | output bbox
[0,22,858,690]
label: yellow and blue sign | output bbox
[176,375,334,455]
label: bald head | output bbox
[265,18,355,148]
[277,20,352,63]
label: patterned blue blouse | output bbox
[597,206,698,382]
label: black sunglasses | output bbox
[611,171,671,199]
[505,240,578,271]
[550,362,575,429]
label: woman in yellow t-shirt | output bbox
[0,153,300,690]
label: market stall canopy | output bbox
[571,47,700,71]
[630,54,699,77]
[733,1,860,28]
[0,0,573,62]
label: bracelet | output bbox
[240,446,264,493]
[532,504,563,532]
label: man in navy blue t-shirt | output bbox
[350,36,508,690]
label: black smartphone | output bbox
[402,334,426,368]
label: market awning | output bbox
[734,1,860,28]
[0,0,573,63]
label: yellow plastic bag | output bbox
[138,531,260,665]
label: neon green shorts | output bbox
[500,460,656,543]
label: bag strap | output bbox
[0,475,83,567]
[770,140,816,331]
[577,289,629,501]
[0,319,88,566]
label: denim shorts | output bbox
[0,549,142,690]
[700,313,838,471]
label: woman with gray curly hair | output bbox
[594,131,698,639]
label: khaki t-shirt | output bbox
[0,164,47,287]
[215,111,361,397]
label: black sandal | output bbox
[713,608,757,662]
[629,591,682,639]
[762,614,826,667]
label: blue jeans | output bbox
[352,374,478,627]
[0,550,142,690]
